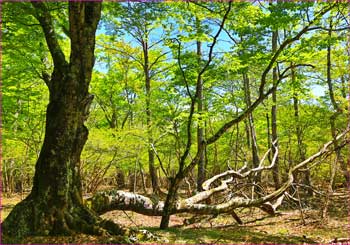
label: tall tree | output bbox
[291,63,312,196]
[159,1,335,229]
[243,72,260,181]
[322,19,343,219]
[196,17,206,192]
[160,2,233,228]
[271,29,280,189]
[2,2,116,237]
[325,18,349,186]
[104,2,169,194]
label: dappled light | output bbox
[1,1,349,244]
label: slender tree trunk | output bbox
[243,73,260,180]
[196,38,206,192]
[326,21,349,186]
[244,119,251,148]
[196,16,207,192]
[242,71,261,197]
[235,117,240,170]
[271,29,280,189]
[143,38,159,194]
[340,75,347,98]
[322,21,344,220]
[2,2,123,237]
[291,64,312,196]
[266,113,272,164]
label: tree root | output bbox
[1,195,126,238]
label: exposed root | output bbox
[1,195,126,238]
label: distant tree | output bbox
[104,2,169,194]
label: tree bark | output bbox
[2,2,123,237]
[196,37,206,192]
[271,29,280,190]
[291,64,312,196]
[158,3,333,229]
[159,3,233,229]
[87,131,347,219]
[243,72,260,180]
[160,178,179,228]
[326,20,349,186]
[143,32,159,195]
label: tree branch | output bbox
[31,2,67,69]
[87,129,348,217]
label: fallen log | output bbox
[86,130,348,221]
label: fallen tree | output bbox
[158,2,338,229]
[86,130,349,222]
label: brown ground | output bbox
[1,191,350,244]
[101,210,185,227]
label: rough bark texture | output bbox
[1,2,124,238]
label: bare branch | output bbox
[197,1,232,79]
[150,143,169,177]
[206,63,314,145]
[308,26,350,32]
[173,38,193,100]
[88,129,349,217]
[149,51,170,71]
[259,3,337,95]
[182,177,233,206]
[202,140,278,191]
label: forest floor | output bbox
[1,191,350,244]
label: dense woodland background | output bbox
[1,1,350,243]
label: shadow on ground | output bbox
[146,226,317,244]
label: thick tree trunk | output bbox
[160,178,179,228]
[2,2,123,237]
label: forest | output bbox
[1,1,350,244]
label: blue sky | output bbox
[94,2,332,99]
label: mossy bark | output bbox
[1,2,124,238]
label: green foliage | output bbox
[2,2,51,192]
[3,1,349,194]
